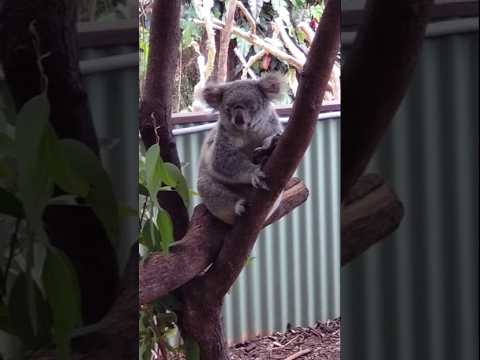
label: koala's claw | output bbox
[234,199,247,216]
[251,168,270,190]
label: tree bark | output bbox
[0,0,118,325]
[216,0,237,82]
[138,0,189,241]
[341,174,404,265]
[176,1,341,357]
[140,178,309,304]
[341,0,433,200]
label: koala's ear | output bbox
[202,83,224,109]
[257,73,285,100]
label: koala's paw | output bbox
[251,167,270,190]
[234,199,247,216]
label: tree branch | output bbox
[138,0,189,240]
[341,0,433,200]
[236,1,256,33]
[341,174,404,265]
[196,18,305,69]
[192,0,340,302]
[216,0,237,82]
[139,178,309,305]
[274,18,307,64]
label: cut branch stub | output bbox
[341,174,404,265]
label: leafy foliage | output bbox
[0,26,124,359]
[139,0,338,112]
[138,141,199,359]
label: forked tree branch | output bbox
[341,0,433,200]
[140,178,308,304]
[187,0,340,302]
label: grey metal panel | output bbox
[342,32,478,360]
[79,46,139,272]
[175,116,341,344]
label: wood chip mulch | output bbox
[168,318,340,360]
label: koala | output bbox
[197,73,285,225]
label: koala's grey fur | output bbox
[197,73,285,225]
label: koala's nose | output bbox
[234,114,244,126]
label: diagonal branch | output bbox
[341,0,433,200]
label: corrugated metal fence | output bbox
[175,114,341,344]
[79,43,138,273]
[342,23,479,360]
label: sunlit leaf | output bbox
[156,208,174,254]
[163,163,190,208]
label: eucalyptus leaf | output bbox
[140,219,160,251]
[44,124,89,198]
[15,92,53,235]
[42,247,82,359]
[0,81,16,125]
[61,139,120,247]
[163,163,190,208]
[0,133,14,157]
[8,272,51,350]
[145,144,165,200]
[139,183,149,196]
[156,209,174,254]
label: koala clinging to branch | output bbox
[197,73,285,225]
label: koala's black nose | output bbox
[234,114,244,126]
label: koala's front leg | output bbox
[211,143,269,190]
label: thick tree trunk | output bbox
[0,0,118,325]
[180,296,229,360]
[138,0,189,241]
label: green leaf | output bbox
[140,219,160,251]
[0,81,17,125]
[163,163,190,208]
[145,144,165,200]
[0,187,24,218]
[156,209,174,254]
[42,247,82,359]
[8,273,52,349]
[0,133,14,157]
[15,92,53,234]
[44,124,89,197]
[139,183,149,197]
[61,139,119,247]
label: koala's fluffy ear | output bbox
[202,83,224,109]
[257,73,285,100]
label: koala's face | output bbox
[202,73,283,132]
